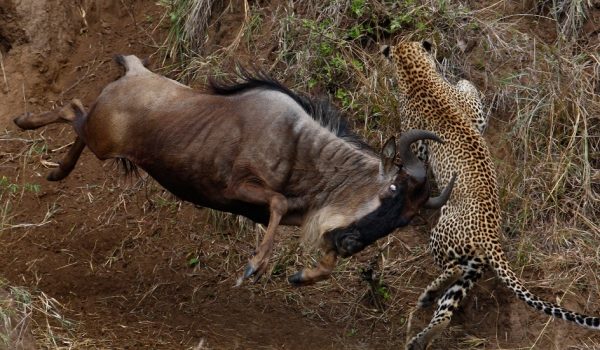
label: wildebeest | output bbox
[13,55,455,285]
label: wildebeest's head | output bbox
[324,130,455,257]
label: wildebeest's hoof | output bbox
[288,270,309,286]
[235,258,268,287]
[243,263,256,279]
[46,168,68,182]
[235,262,256,287]
[13,113,34,130]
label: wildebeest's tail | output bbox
[489,244,600,330]
[113,54,150,75]
[70,99,88,139]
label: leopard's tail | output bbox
[488,242,600,330]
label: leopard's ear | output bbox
[422,40,432,52]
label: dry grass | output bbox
[160,0,216,61]
[0,134,89,348]
[483,8,600,316]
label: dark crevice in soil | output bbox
[0,34,11,53]
[0,1,26,54]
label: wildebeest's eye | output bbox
[389,184,397,192]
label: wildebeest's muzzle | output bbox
[329,228,364,258]
[326,194,414,258]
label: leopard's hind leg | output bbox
[406,259,485,350]
[417,262,462,308]
[406,262,461,342]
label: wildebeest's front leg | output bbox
[46,136,86,181]
[231,183,288,285]
[287,250,337,286]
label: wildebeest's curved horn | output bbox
[425,173,457,209]
[397,129,443,179]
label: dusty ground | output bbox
[1,0,599,349]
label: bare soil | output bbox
[1,1,599,349]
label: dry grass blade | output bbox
[0,51,8,92]
[159,0,221,69]
[184,0,215,53]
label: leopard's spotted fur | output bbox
[415,78,486,162]
[385,41,600,350]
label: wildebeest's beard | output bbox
[326,188,413,258]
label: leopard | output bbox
[382,40,600,350]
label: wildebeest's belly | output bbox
[141,163,274,225]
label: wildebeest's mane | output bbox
[208,67,373,153]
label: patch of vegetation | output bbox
[159,0,215,61]
[0,176,41,195]
[187,255,200,268]
[0,175,42,231]
[0,280,80,349]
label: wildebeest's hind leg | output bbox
[287,250,337,286]
[231,183,288,286]
[13,99,88,181]
[46,136,86,181]
[13,99,82,130]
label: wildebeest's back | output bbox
[78,72,196,159]
[85,81,325,221]
[144,91,301,206]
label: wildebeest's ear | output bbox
[380,137,397,177]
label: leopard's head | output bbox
[381,41,437,84]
